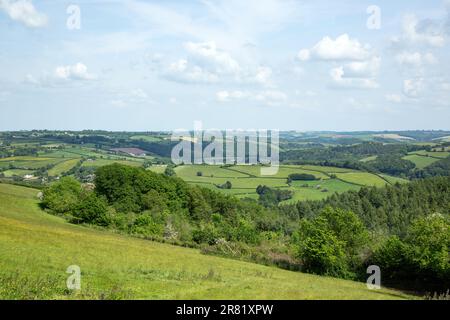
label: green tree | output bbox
[71,192,110,226]
[42,177,83,214]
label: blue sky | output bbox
[1,0,450,131]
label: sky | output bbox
[1,0,450,131]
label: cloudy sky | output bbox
[1,0,450,131]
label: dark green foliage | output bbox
[256,185,293,207]
[286,177,450,236]
[294,207,369,279]
[164,165,176,177]
[41,177,83,214]
[369,155,415,176]
[217,181,232,189]
[371,215,450,291]
[414,157,450,179]
[71,192,110,226]
[287,173,317,182]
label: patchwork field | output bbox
[166,164,403,203]
[0,183,413,300]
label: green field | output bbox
[48,159,80,177]
[403,154,440,169]
[0,183,414,300]
[2,169,34,178]
[409,150,450,159]
[284,179,361,203]
[81,159,143,168]
[130,135,165,142]
[359,156,377,162]
[334,172,387,187]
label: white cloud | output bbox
[54,63,97,81]
[24,63,97,86]
[216,89,287,106]
[403,78,424,97]
[342,56,381,78]
[162,41,273,85]
[253,66,273,86]
[184,41,241,75]
[399,14,445,47]
[0,0,47,28]
[298,34,371,61]
[385,94,403,103]
[298,34,379,89]
[163,59,219,84]
[329,66,378,89]
[395,51,437,67]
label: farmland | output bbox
[162,164,403,203]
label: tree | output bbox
[164,165,176,177]
[296,217,349,278]
[42,177,83,214]
[294,207,369,279]
[372,214,450,290]
[71,192,110,226]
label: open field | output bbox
[409,150,450,159]
[360,156,377,162]
[0,183,414,300]
[48,159,80,177]
[403,154,440,169]
[2,169,34,178]
[81,159,144,168]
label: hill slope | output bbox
[0,183,413,300]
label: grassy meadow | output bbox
[0,183,414,300]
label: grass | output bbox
[335,172,387,187]
[48,159,80,177]
[0,183,414,300]
[81,159,143,168]
[409,150,450,159]
[360,156,377,163]
[282,179,361,203]
[130,135,164,142]
[403,155,440,169]
[2,169,34,178]
[379,174,409,185]
[147,165,167,174]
